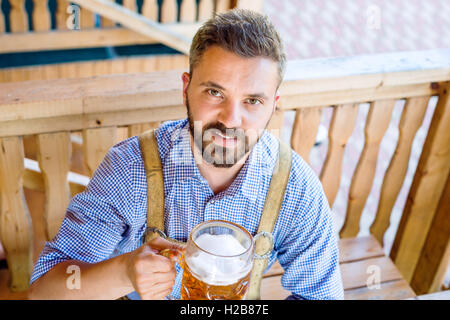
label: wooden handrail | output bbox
[68,0,192,54]
[0,49,449,137]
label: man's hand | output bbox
[125,237,184,300]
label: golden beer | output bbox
[180,259,250,300]
[179,220,254,300]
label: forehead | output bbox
[191,45,279,93]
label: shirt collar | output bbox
[163,119,279,204]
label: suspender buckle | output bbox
[253,231,274,260]
[145,227,168,240]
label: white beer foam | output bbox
[186,233,252,286]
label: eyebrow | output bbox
[200,81,269,100]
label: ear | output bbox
[181,72,191,105]
[274,91,280,111]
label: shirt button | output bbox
[210,200,215,204]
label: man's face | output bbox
[182,45,280,168]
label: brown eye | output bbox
[247,98,262,105]
[208,89,222,97]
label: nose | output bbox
[218,99,242,129]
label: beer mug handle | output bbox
[253,231,274,259]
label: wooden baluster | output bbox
[198,0,214,21]
[161,0,177,23]
[0,137,33,292]
[340,99,396,238]
[180,0,196,23]
[390,84,450,281]
[410,171,450,294]
[370,96,430,245]
[320,103,359,207]
[55,0,68,30]
[9,0,28,32]
[0,0,5,33]
[101,0,116,27]
[32,0,51,31]
[215,0,230,13]
[290,106,322,163]
[36,132,72,241]
[82,127,117,177]
[142,0,158,21]
[128,121,161,138]
[122,0,136,12]
[80,5,95,29]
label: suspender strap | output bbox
[138,129,292,300]
[246,141,292,300]
[138,129,165,243]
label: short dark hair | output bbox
[189,8,286,85]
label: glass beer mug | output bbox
[180,220,257,300]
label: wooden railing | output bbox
[0,0,237,53]
[0,48,449,295]
[0,0,259,83]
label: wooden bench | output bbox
[261,236,416,300]
[0,49,449,299]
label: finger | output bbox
[147,237,185,251]
[137,269,176,288]
[139,282,175,300]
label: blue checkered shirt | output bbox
[30,118,344,300]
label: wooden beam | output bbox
[390,83,450,281]
[69,0,192,54]
[410,172,450,294]
[0,24,201,54]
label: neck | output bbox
[190,135,250,195]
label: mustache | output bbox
[203,122,244,138]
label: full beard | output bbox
[186,97,261,169]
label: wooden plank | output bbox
[32,0,51,31]
[123,0,137,12]
[101,0,116,27]
[410,172,450,294]
[320,103,358,207]
[215,0,231,13]
[161,0,177,23]
[290,106,322,163]
[259,275,290,300]
[344,279,416,300]
[141,0,158,21]
[0,105,187,138]
[36,132,72,240]
[340,256,404,290]
[390,84,450,281]
[80,7,96,29]
[370,96,430,245]
[198,0,214,21]
[338,235,385,263]
[55,0,68,30]
[180,0,197,23]
[1,50,448,121]
[127,121,161,138]
[9,0,28,32]
[0,0,5,33]
[82,127,117,176]
[340,99,396,238]
[0,137,33,292]
[280,83,439,110]
[71,0,191,54]
[0,20,202,53]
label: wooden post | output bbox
[390,83,450,281]
[0,137,33,292]
[9,0,28,32]
[410,172,450,294]
[233,0,263,12]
